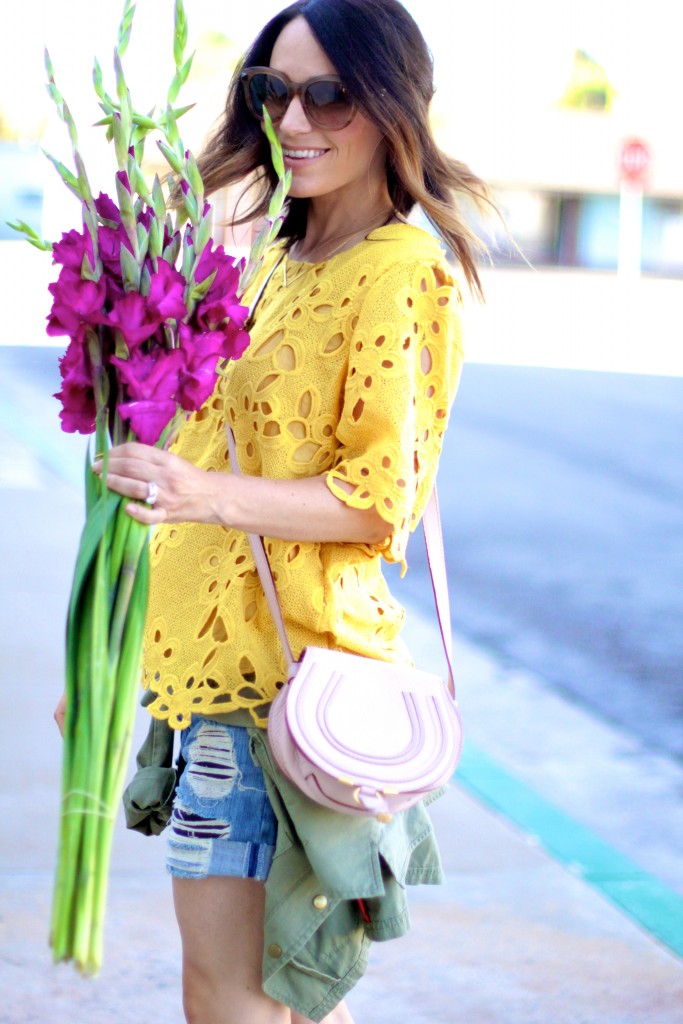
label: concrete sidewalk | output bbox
[0,355,682,1023]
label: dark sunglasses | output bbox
[240,66,356,130]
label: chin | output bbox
[287,180,327,200]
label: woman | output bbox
[56,1,492,1020]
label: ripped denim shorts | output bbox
[166,717,277,881]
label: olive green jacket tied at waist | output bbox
[123,713,445,1022]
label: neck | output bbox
[296,182,395,261]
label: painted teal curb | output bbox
[456,740,683,958]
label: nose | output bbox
[277,93,313,134]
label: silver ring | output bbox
[146,481,159,507]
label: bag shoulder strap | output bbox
[225,425,456,699]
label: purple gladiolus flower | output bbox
[54,331,97,434]
[52,228,94,270]
[176,325,225,410]
[147,259,187,322]
[116,170,132,194]
[105,292,161,348]
[177,322,249,411]
[117,399,178,445]
[94,192,121,224]
[47,268,108,336]
[137,208,152,231]
[97,223,132,275]
[111,346,185,402]
[196,296,249,333]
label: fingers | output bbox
[93,442,163,482]
[54,692,67,738]
[123,497,169,526]
[98,469,156,504]
[92,444,168,520]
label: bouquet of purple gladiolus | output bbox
[49,197,250,443]
[10,0,289,976]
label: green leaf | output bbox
[148,216,163,260]
[194,208,212,255]
[182,189,199,224]
[116,0,137,59]
[151,175,166,221]
[163,103,181,150]
[140,262,151,297]
[184,151,203,198]
[44,48,56,87]
[5,219,53,250]
[81,252,98,281]
[132,112,160,130]
[180,235,194,279]
[167,70,182,107]
[162,231,181,266]
[189,267,216,302]
[173,0,188,69]
[132,163,151,203]
[114,51,127,106]
[67,490,121,628]
[115,174,137,248]
[161,102,194,124]
[157,139,183,174]
[180,52,194,85]
[262,107,285,179]
[92,58,105,101]
[119,243,141,290]
[84,442,99,516]
[136,223,149,265]
[267,214,286,244]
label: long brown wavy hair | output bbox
[197,0,495,299]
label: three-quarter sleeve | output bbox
[325,257,464,569]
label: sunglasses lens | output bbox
[305,80,353,128]
[247,73,289,121]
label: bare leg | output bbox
[292,1004,356,1024]
[173,875,290,1024]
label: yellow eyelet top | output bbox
[142,223,464,728]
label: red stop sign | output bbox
[619,139,650,183]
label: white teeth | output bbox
[283,148,326,159]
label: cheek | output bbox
[336,122,385,169]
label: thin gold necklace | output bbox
[282,211,396,288]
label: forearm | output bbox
[206,471,391,545]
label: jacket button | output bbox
[267,944,283,959]
[312,894,328,911]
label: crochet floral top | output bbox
[142,222,464,729]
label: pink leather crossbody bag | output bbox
[226,426,463,821]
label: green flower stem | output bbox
[51,573,95,959]
[89,529,149,970]
[107,500,131,597]
[71,506,112,970]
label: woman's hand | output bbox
[93,443,222,527]
[54,692,66,737]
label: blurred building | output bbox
[440,50,683,277]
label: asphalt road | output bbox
[2,346,682,759]
[398,362,683,759]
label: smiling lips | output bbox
[283,147,328,160]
